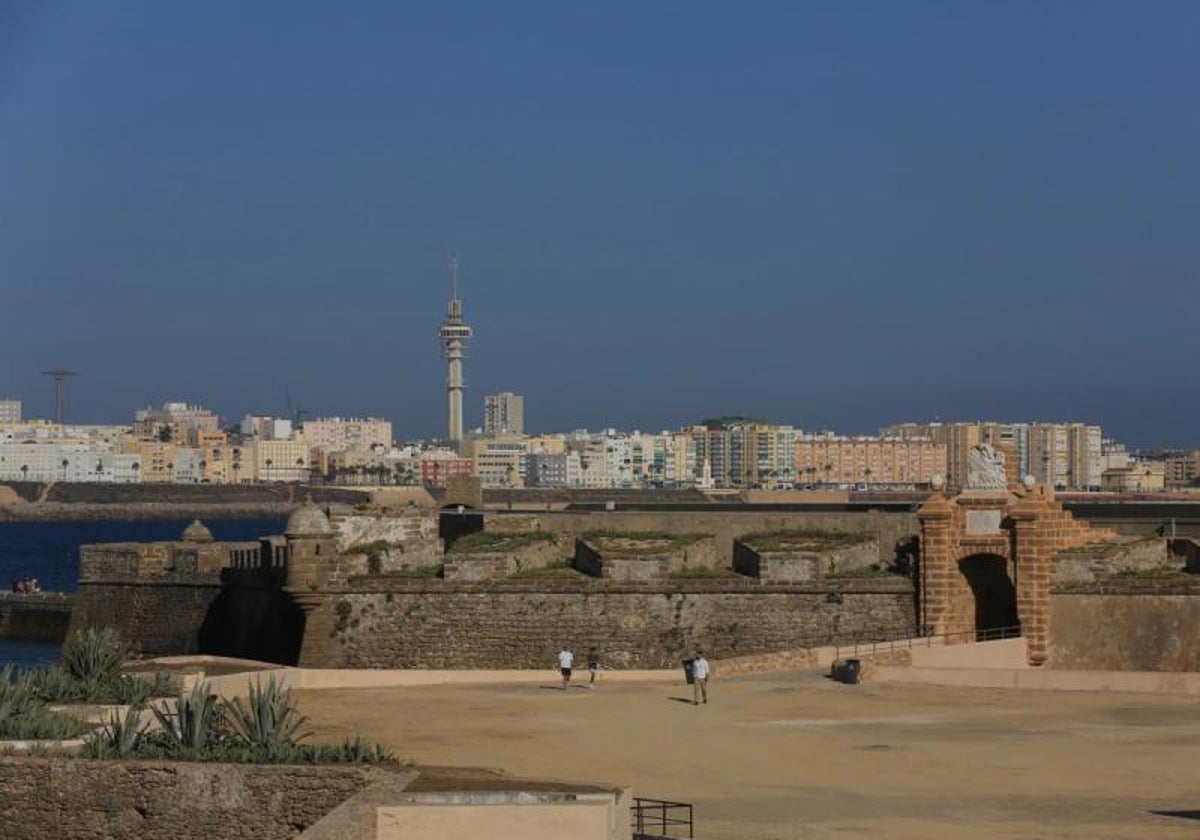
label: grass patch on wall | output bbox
[507,563,581,580]
[582,531,710,555]
[741,530,873,552]
[447,531,556,555]
[1114,566,1186,578]
[668,567,739,580]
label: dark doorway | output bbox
[198,568,306,665]
[439,508,484,546]
[958,554,1019,637]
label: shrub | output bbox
[152,682,222,751]
[226,676,310,755]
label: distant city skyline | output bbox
[1,3,1197,447]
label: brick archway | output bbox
[918,484,1116,666]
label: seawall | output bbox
[0,593,73,643]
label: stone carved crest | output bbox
[966,443,1007,490]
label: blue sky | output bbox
[0,2,1196,445]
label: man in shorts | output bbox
[692,650,710,705]
[587,647,600,687]
[557,645,574,690]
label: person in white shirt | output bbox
[692,651,710,705]
[557,646,574,690]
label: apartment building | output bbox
[796,434,946,487]
[303,417,392,454]
[484,393,524,436]
[253,437,311,482]
[0,400,21,424]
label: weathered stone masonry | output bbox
[311,579,917,669]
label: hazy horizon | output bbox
[2,3,1197,448]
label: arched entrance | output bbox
[957,554,1019,637]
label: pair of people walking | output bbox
[555,645,712,706]
[557,645,600,689]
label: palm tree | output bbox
[264,458,274,482]
[20,464,28,480]
[60,458,69,481]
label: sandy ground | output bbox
[299,670,1200,839]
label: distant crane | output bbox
[41,368,78,425]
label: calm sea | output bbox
[0,517,285,669]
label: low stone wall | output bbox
[0,758,387,840]
[1049,578,1200,671]
[1054,536,1171,584]
[310,578,917,669]
[443,539,561,581]
[0,592,73,643]
[732,539,878,582]
[572,536,720,581]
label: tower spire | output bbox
[438,257,473,448]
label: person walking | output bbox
[587,647,600,688]
[557,645,574,690]
[692,650,710,705]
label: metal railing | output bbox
[835,625,1022,662]
[632,797,694,839]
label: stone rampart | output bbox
[310,578,917,669]
[482,509,918,565]
[0,758,386,840]
[1049,577,1200,671]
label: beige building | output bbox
[462,434,526,488]
[303,417,392,455]
[253,437,311,482]
[1102,461,1165,493]
[796,434,946,487]
[1163,450,1200,489]
[484,392,524,436]
[123,440,176,483]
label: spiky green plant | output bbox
[87,704,147,758]
[226,676,311,754]
[61,627,126,688]
[24,665,83,704]
[0,664,34,730]
[152,682,221,751]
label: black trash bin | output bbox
[682,658,696,685]
[842,658,861,685]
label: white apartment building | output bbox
[0,441,141,483]
[0,400,21,424]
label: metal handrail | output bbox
[632,797,694,839]
[834,625,1022,662]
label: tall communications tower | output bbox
[41,368,78,425]
[438,257,473,448]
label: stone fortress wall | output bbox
[63,500,1200,672]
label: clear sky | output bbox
[0,2,1196,446]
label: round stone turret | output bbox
[286,499,332,536]
[180,519,214,543]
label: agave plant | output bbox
[152,682,221,751]
[226,676,311,754]
[61,627,126,687]
[89,704,147,758]
[0,664,34,731]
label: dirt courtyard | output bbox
[300,670,1200,839]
